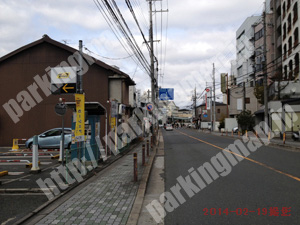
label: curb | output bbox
[14,138,143,225]
[0,188,54,193]
[126,133,161,225]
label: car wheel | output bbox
[28,143,33,150]
[67,142,71,149]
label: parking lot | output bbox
[0,146,61,224]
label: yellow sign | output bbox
[75,94,85,142]
[57,72,70,79]
[111,117,116,128]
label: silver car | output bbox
[25,128,72,149]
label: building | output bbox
[0,35,135,147]
[234,16,260,86]
[196,102,227,122]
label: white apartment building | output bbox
[234,16,260,86]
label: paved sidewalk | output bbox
[28,137,153,225]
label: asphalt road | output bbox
[163,128,300,225]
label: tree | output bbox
[254,84,264,105]
[236,110,254,133]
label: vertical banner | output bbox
[75,93,85,142]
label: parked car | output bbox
[165,124,173,131]
[25,128,72,149]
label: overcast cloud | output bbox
[0,0,264,108]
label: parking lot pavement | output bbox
[22,136,156,225]
[0,147,61,224]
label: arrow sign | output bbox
[63,83,75,93]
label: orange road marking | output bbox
[177,130,300,182]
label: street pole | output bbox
[263,2,269,134]
[226,74,229,118]
[149,0,156,142]
[79,40,83,94]
[243,81,246,111]
[213,63,216,132]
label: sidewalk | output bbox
[198,129,300,150]
[22,135,158,225]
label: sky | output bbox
[0,0,265,108]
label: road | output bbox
[163,128,300,225]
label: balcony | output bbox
[288,48,292,56]
[288,25,292,33]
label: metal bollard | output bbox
[283,132,286,144]
[231,131,233,137]
[268,132,271,141]
[133,153,138,182]
[147,140,150,157]
[142,144,145,166]
[246,130,248,138]
[238,131,240,137]
[30,135,41,173]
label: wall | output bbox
[0,42,111,146]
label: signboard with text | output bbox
[75,94,85,142]
[51,66,77,94]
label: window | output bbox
[284,65,288,80]
[294,28,299,47]
[284,44,287,59]
[43,129,61,137]
[288,14,292,32]
[288,37,293,55]
[217,109,220,113]
[289,60,293,79]
[245,98,250,104]
[255,29,264,41]
[295,53,299,77]
[283,2,286,18]
[287,0,291,10]
[283,23,287,40]
[294,2,298,24]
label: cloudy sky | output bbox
[0,0,264,108]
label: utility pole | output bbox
[226,74,229,118]
[149,0,156,141]
[194,86,197,120]
[78,40,83,94]
[243,81,246,111]
[263,1,269,134]
[213,63,216,132]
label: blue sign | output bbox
[159,88,174,100]
[203,113,208,118]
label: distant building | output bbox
[196,102,227,122]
